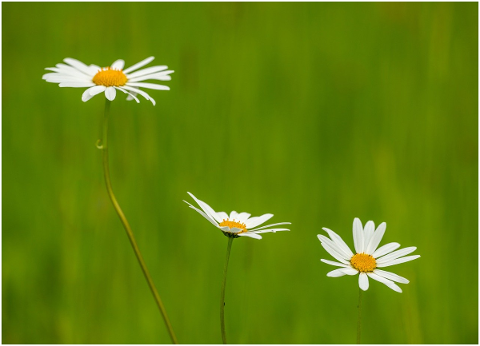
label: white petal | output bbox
[126,91,137,101]
[376,247,417,264]
[64,58,95,76]
[126,65,168,79]
[43,73,90,82]
[123,56,155,74]
[128,72,173,82]
[353,218,364,253]
[129,75,171,83]
[120,85,156,106]
[237,212,251,222]
[238,232,262,240]
[229,211,239,220]
[373,269,409,284]
[321,259,349,268]
[45,76,89,83]
[250,222,291,231]
[89,85,107,95]
[216,211,229,221]
[157,69,174,75]
[115,87,140,103]
[372,242,400,258]
[359,273,369,291]
[86,65,101,74]
[327,268,348,277]
[244,214,274,228]
[54,63,93,78]
[320,241,350,265]
[59,82,95,88]
[183,201,218,227]
[363,221,375,249]
[377,255,420,268]
[42,72,65,79]
[111,59,125,70]
[45,80,69,84]
[318,234,351,260]
[189,206,218,227]
[126,82,170,91]
[105,87,116,101]
[82,86,105,102]
[252,228,289,234]
[89,64,101,71]
[51,64,92,78]
[365,222,386,255]
[187,192,223,223]
[341,267,359,275]
[82,88,93,102]
[367,272,402,292]
[322,228,354,257]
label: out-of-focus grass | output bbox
[2,2,477,344]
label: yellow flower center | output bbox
[92,67,127,87]
[350,253,376,272]
[219,219,248,233]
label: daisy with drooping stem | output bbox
[318,217,420,343]
[43,57,177,343]
[185,192,291,344]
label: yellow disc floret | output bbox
[92,67,127,87]
[350,253,376,272]
[219,219,248,234]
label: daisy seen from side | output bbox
[318,217,419,293]
[42,57,173,105]
[185,192,291,239]
[185,191,291,343]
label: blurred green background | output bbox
[2,2,477,344]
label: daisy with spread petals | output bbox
[42,57,173,105]
[318,217,420,293]
[42,57,177,342]
[185,192,291,343]
[319,218,419,343]
[185,192,291,239]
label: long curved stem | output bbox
[99,100,178,344]
[357,288,363,344]
[220,237,234,344]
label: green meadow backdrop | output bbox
[3,2,477,344]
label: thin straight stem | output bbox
[99,100,178,344]
[357,288,363,344]
[220,237,234,344]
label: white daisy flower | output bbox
[42,57,173,105]
[184,192,291,240]
[318,218,420,293]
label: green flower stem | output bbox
[99,100,178,344]
[220,237,234,344]
[357,287,363,344]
